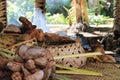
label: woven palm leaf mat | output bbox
[63,62,120,80]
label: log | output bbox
[30,29,44,42]
[44,32,75,45]
[19,16,36,33]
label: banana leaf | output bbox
[1,48,15,54]
[0,52,15,59]
[54,52,102,60]
[52,73,72,80]
[56,64,102,76]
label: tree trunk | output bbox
[113,0,120,31]
[71,0,89,24]
[35,0,46,13]
[80,0,89,24]
[0,0,7,27]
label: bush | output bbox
[46,13,68,24]
[46,0,72,17]
[89,14,109,25]
[7,0,34,23]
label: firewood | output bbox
[19,16,32,29]
[99,55,116,63]
[18,34,32,41]
[44,32,75,45]
[4,24,21,33]
[30,29,44,42]
[19,16,36,33]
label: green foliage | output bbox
[7,0,112,25]
[89,14,109,25]
[7,0,34,22]
[63,6,76,26]
[46,12,110,25]
[46,0,72,17]
[46,13,68,24]
[7,0,72,25]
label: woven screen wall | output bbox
[0,0,7,27]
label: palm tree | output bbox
[113,0,120,31]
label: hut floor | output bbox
[62,62,120,80]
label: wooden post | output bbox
[0,0,7,27]
[35,0,46,13]
[71,0,82,23]
[71,0,89,24]
[34,0,51,32]
[113,0,120,31]
[80,0,89,24]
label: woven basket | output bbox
[46,42,87,68]
[0,0,7,27]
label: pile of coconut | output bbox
[0,45,55,80]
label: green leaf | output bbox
[1,48,15,54]
[0,52,15,59]
[52,73,72,80]
[56,64,102,76]
[54,52,102,59]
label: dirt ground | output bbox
[48,24,113,37]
